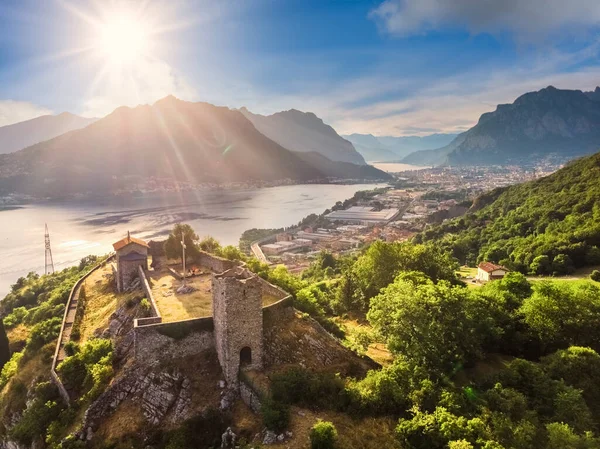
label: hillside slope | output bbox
[417,151,600,273]
[0,97,389,197]
[240,108,366,165]
[404,86,600,166]
[0,112,96,154]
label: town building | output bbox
[261,238,312,255]
[112,232,149,292]
[325,206,400,225]
[476,262,509,282]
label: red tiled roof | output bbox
[112,234,149,251]
[478,262,508,273]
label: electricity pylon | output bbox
[45,223,55,275]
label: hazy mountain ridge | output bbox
[403,86,600,166]
[0,112,96,154]
[240,107,366,165]
[0,97,389,197]
[343,132,457,162]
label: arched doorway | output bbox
[240,346,252,367]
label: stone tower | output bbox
[212,267,263,385]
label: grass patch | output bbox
[149,270,213,322]
[78,265,140,342]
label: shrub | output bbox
[310,420,337,449]
[3,307,28,328]
[0,351,24,390]
[27,318,62,350]
[140,298,151,316]
[63,341,79,357]
[262,397,290,432]
[591,270,600,282]
[271,367,346,410]
[57,339,113,398]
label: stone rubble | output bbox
[175,284,196,294]
[220,427,236,448]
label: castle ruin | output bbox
[212,267,264,385]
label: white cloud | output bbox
[370,0,600,39]
[0,101,53,127]
[231,43,600,137]
[81,58,196,118]
[326,66,600,136]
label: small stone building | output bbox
[113,232,149,292]
[212,267,263,385]
[477,262,509,282]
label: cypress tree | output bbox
[0,318,9,371]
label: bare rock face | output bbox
[140,370,192,425]
[82,366,193,433]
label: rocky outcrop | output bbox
[82,365,193,434]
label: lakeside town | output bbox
[252,163,560,272]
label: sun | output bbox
[96,14,150,66]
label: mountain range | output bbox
[240,108,365,165]
[343,133,457,162]
[404,86,600,166]
[0,97,389,198]
[0,112,96,155]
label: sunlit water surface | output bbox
[0,184,384,297]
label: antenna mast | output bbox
[45,223,55,275]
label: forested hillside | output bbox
[3,217,600,448]
[416,152,600,274]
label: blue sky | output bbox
[0,0,599,136]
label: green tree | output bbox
[368,272,490,373]
[352,241,459,309]
[219,245,245,261]
[546,422,600,449]
[530,255,551,275]
[552,254,575,275]
[542,347,600,416]
[0,318,10,371]
[198,236,221,254]
[520,282,600,351]
[164,224,199,263]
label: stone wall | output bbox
[255,276,289,301]
[133,318,215,364]
[119,259,142,291]
[262,296,295,324]
[213,268,263,385]
[198,251,240,274]
[138,266,160,320]
[240,380,262,413]
[51,255,115,405]
[111,262,119,292]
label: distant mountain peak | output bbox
[0,112,97,154]
[403,85,600,166]
[240,107,365,165]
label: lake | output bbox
[0,183,384,297]
[371,162,428,172]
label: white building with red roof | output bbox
[477,262,509,282]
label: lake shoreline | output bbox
[0,183,387,297]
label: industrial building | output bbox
[325,206,400,225]
[261,238,312,255]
